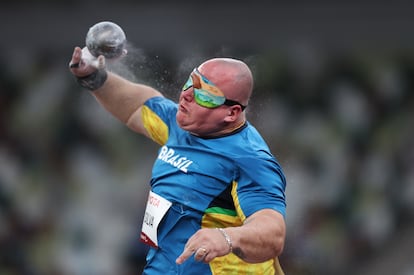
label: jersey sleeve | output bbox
[141,97,178,145]
[234,153,287,219]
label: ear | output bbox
[224,106,243,122]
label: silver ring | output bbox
[195,247,208,261]
[194,247,208,261]
[196,247,207,256]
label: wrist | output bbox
[77,69,108,91]
[217,228,233,254]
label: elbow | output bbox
[273,219,286,257]
[273,234,285,257]
[267,217,286,259]
[247,226,286,263]
[126,107,145,134]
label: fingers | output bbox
[176,245,210,264]
[69,47,82,69]
[69,46,103,77]
[97,55,106,69]
[176,228,236,264]
[176,228,229,265]
[194,247,208,262]
[176,245,195,264]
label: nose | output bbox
[181,87,194,103]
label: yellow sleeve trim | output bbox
[141,105,169,146]
[231,180,247,222]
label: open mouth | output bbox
[179,103,188,113]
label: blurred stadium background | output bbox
[1,1,414,274]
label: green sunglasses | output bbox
[182,68,246,110]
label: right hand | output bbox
[68,46,105,77]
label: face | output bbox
[176,87,229,136]
[176,68,243,136]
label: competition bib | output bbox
[140,190,172,248]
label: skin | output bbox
[69,46,286,264]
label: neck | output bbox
[192,119,246,138]
[223,119,246,134]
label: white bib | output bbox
[140,190,172,248]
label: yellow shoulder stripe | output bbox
[141,105,169,145]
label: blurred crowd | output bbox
[1,44,414,275]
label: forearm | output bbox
[92,72,162,124]
[225,209,286,263]
[70,46,162,131]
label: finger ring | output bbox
[197,247,207,256]
[70,63,80,68]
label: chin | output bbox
[176,115,188,130]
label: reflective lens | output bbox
[182,68,246,110]
[182,77,193,91]
[194,88,226,108]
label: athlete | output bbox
[69,46,287,274]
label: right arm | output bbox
[69,47,162,137]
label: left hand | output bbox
[176,228,232,264]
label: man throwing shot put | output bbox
[69,42,287,274]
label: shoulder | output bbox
[232,123,272,156]
[141,96,179,145]
[144,96,177,110]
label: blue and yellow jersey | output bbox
[141,97,286,275]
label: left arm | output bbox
[176,208,286,264]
